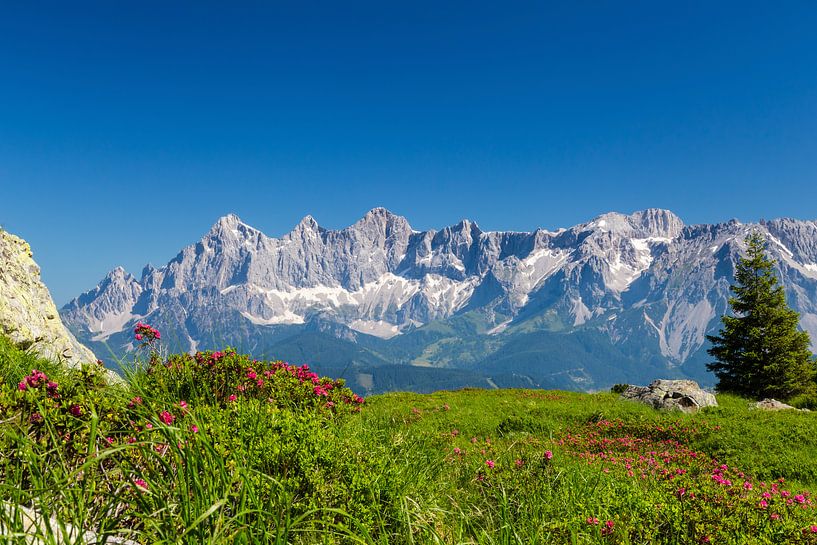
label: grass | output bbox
[2,337,817,544]
[0,334,66,386]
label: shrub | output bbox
[610,383,630,394]
[789,392,817,410]
[131,347,364,416]
[0,359,122,455]
[0,340,373,542]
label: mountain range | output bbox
[60,208,817,394]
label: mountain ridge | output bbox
[60,208,817,393]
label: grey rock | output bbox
[750,398,807,411]
[0,230,96,366]
[1,501,140,544]
[620,379,718,412]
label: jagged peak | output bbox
[215,213,242,227]
[583,211,629,232]
[629,208,682,223]
[352,207,413,232]
[206,213,261,240]
[295,214,320,230]
[140,263,157,281]
[364,206,394,218]
[98,267,141,292]
[66,266,141,309]
[581,209,683,238]
[282,214,323,241]
[358,207,397,224]
[629,208,684,237]
[104,266,131,280]
[449,218,481,233]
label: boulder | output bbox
[1,501,140,544]
[750,398,808,411]
[620,379,717,413]
[0,229,96,366]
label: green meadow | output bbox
[2,337,817,544]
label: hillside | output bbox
[2,337,817,544]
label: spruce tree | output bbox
[707,231,816,399]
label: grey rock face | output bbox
[620,380,718,412]
[750,398,805,411]
[0,229,96,366]
[59,208,817,387]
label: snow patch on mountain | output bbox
[663,299,715,363]
[487,319,513,335]
[571,297,592,326]
[522,248,571,287]
[241,309,305,326]
[90,311,139,342]
[349,319,401,339]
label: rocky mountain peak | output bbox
[105,266,132,282]
[630,208,684,238]
[207,214,260,241]
[457,219,481,234]
[362,206,397,221]
[218,212,242,225]
[140,264,157,281]
[297,214,320,230]
[285,215,323,241]
[348,209,414,254]
[439,218,482,241]
[353,207,411,231]
[582,209,682,239]
[103,267,138,289]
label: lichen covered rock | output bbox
[0,229,96,366]
[750,398,807,411]
[621,379,717,413]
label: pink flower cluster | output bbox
[219,355,364,408]
[152,348,365,414]
[711,465,733,487]
[194,350,228,366]
[113,399,201,449]
[159,410,175,425]
[17,369,59,399]
[557,418,817,538]
[134,322,161,343]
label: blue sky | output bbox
[1,2,816,305]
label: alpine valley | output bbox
[60,208,817,394]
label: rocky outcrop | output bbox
[620,380,717,413]
[0,229,96,366]
[750,398,808,411]
[1,501,139,544]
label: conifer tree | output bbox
[707,231,816,399]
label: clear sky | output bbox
[1,2,816,305]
